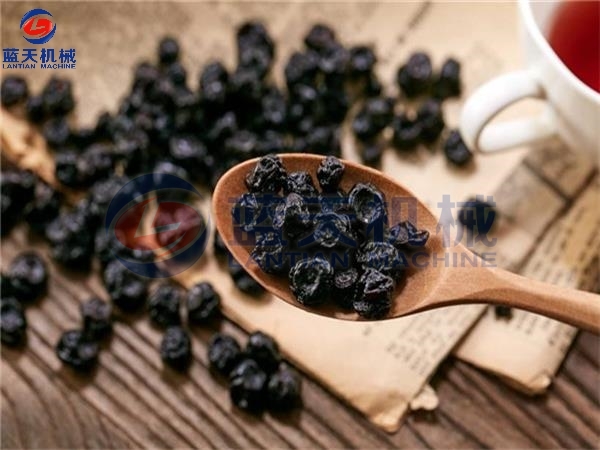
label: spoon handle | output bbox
[448,266,600,332]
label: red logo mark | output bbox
[22,17,54,38]
[113,198,205,260]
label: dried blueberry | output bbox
[25,95,46,123]
[229,358,268,412]
[149,283,183,328]
[433,57,461,100]
[360,142,385,168]
[332,268,359,309]
[309,212,356,250]
[166,61,187,86]
[207,111,237,143]
[168,135,207,175]
[389,220,429,249]
[397,52,433,98]
[304,24,337,53]
[160,326,192,370]
[284,51,319,88]
[229,68,264,107]
[186,281,221,325]
[245,331,281,373]
[239,45,273,79]
[1,298,27,346]
[94,231,123,267]
[200,62,229,107]
[391,114,422,151]
[444,130,473,166]
[317,156,345,192]
[364,97,395,130]
[458,197,497,233]
[356,241,403,278]
[132,61,160,89]
[306,126,341,157]
[1,170,37,232]
[81,297,112,340]
[1,76,28,106]
[56,330,99,371]
[225,130,259,158]
[284,172,319,197]
[348,183,388,231]
[352,110,378,142]
[417,99,445,143]
[46,207,95,269]
[232,193,264,233]
[158,36,180,65]
[245,154,287,194]
[42,77,75,116]
[267,363,302,410]
[318,44,349,80]
[237,21,274,58]
[349,46,376,77]
[319,85,349,123]
[229,264,265,296]
[387,221,410,248]
[103,259,148,312]
[289,257,333,306]
[115,129,149,174]
[208,333,242,376]
[251,232,289,275]
[89,176,129,222]
[353,97,394,142]
[353,268,394,319]
[272,193,312,242]
[8,252,48,302]
[77,144,116,186]
[43,117,71,148]
[261,88,287,129]
[55,150,80,188]
[494,305,513,319]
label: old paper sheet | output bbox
[2,1,592,431]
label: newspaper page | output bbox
[1,1,574,430]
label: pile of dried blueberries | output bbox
[1,21,469,288]
[233,154,430,319]
[209,331,301,412]
[353,53,471,167]
[1,20,475,414]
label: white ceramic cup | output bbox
[460,0,600,159]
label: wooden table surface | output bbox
[1,227,599,449]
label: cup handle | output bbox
[460,70,558,153]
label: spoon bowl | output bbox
[213,154,600,332]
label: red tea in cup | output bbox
[547,1,600,92]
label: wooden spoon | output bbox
[213,154,600,332]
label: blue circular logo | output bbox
[20,9,56,44]
[104,174,209,278]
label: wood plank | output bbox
[2,352,136,449]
